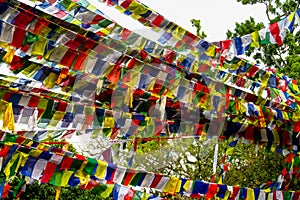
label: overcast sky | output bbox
[92,0,269,42]
[21,0,269,42]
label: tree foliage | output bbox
[191,19,207,39]
[20,181,104,200]
[150,139,289,189]
[227,0,300,80]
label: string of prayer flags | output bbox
[0,84,300,147]
[103,0,298,54]
[3,69,299,144]
[0,134,299,199]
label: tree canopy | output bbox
[227,0,300,80]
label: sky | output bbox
[91,0,269,42]
[21,0,270,42]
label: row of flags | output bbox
[101,0,297,54]
[0,132,299,199]
[0,85,300,147]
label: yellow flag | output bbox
[30,149,42,158]
[3,102,15,132]
[4,152,19,178]
[104,117,114,128]
[94,160,108,179]
[205,45,216,57]
[250,31,260,48]
[115,5,126,13]
[183,180,190,192]
[226,147,234,155]
[273,129,280,144]
[223,190,231,200]
[163,177,179,194]
[247,188,255,200]
[292,109,300,122]
[31,37,47,56]
[75,161,90,185]
[173,26,186,40]
[237,101,246,115]
[60,171,73,187]
[66,1,79,11]
[288,11,296,21]
[48,111,66,128]
[2,48,15,64]
[22,63,40,77]
[0,42,9,49]
[71,19,82,26]
[260,72,270,87]
[128,1,148,15]
[282,111,289,120]
[141,192,151,200]
[176,179,182,193]
[101,184,114,198]
[43,72,59,89]
[218,177,223,184]
[16,152,28,174]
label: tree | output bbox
[226,0,300,80]
[137,138,290,189]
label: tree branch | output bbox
[263,2,271,21]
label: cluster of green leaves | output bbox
[191,19,207,39]
[155,139,290,189]
[224,142,287,189]
[135,139,169,154]
[19,181,106,200]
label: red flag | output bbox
[269,22,283,45]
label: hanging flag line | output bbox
[1,1,296,104]
[16,0,300,103]
[3,0,298,122]
[0,2,298,115]
[0,49,298,134]
[1,80,300,149]
[0,132,299,199]
[102,0,297,55]
[1,83,300,152]
[0,66,73,100]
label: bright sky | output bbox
[91,0,269,42]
